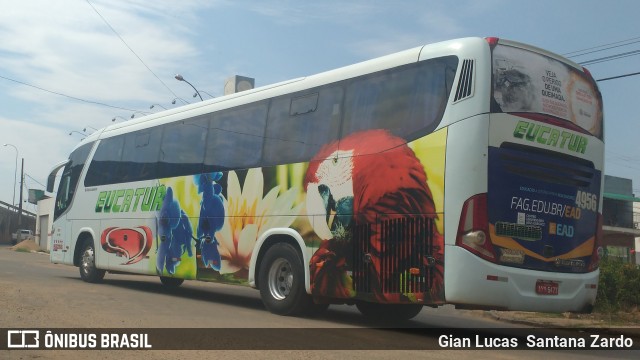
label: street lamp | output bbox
[194,90,215,99]
[130,111,147,119]
[69,131,86,139]
[3,143,18,210]
[171,97,190,105]
[83,126,98,133]
[112,116,127,122]
[150,103,167,110]
[175,74,203,101]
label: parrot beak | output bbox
[318,184,337,226]
[307,183,354,241]
[305,151,356,241]
[306,183,335,240]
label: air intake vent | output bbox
[353,216,435,295]
[498,142,595,188]
[454,59,474,102]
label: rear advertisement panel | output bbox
[488,139,601,273]
[491,43,603,139]
[488,43,603,274]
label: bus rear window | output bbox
[491,44,603,140]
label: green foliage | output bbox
[595,257,640,312]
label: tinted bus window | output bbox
[85,136,124,186]
[342,56,457,147]
[264,87,342,165]
[204,102,267,171]
[491,44,603,139]
[55,142,94,219]
[121,127,162,182]
[159,117,208,178]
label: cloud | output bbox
[0,0,221,203]
[245,0,383,26]
[0,0,210,104]
[0,115,79,198]
[348,1,499,59]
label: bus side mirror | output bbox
[47,160,70,193]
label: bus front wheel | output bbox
[259,243,314,316]
[356,302,423,322]
[79,241,105,283]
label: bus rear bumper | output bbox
[444,246,598,313]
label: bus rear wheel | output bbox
[259,243,318,316]
[356,302,423,322]
[159,276,184,288]
[79,241,105,283]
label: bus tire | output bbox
[79,240,105,283]
[356,302,423,322]
[160,276,184,288]
[258,242,311,316]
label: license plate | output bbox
[535,280,559,295]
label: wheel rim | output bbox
[267,258,293,301]
[81,247,95,276]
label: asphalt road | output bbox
[1,245,637,359]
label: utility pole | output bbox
[17,158,23,228]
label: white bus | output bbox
[48,37,603,320]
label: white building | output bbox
[36,197,54,251]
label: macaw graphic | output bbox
[101,226,152,265]
[156,187,194,275]
[194,172,225,271]
[305,129,444,302]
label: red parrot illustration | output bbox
[305,129,444,302]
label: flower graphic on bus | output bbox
[194,172,225,271]
[217,168,303,277]
[156,187,194,275]
[305,129,444,302]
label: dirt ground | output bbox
[9,238,41,252]
[2,246,639,359]
[487,308,640,330]
[6,242,640,331]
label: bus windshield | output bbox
[491,43,603,140]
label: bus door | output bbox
[49,159,74,264]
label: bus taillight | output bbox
[588,213,604,272]
[582,66,595,82]
[456,193,497,262]
[485,37,499,49]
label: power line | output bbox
[597,71,640,82]
[25,174,46,189]
[563,36,640,57]
[85,0,179,99]
[0,74,145,113]
[566,40,640,59]
[579,49,640,66]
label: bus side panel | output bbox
[150,170,305,285]
[50,215,72,265]
[305,129,448,305]
[97,217,157,275]
[100,127,449,305]
[442,114,490,247]
[88,182,184,278]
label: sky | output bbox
[0,0,639,213]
